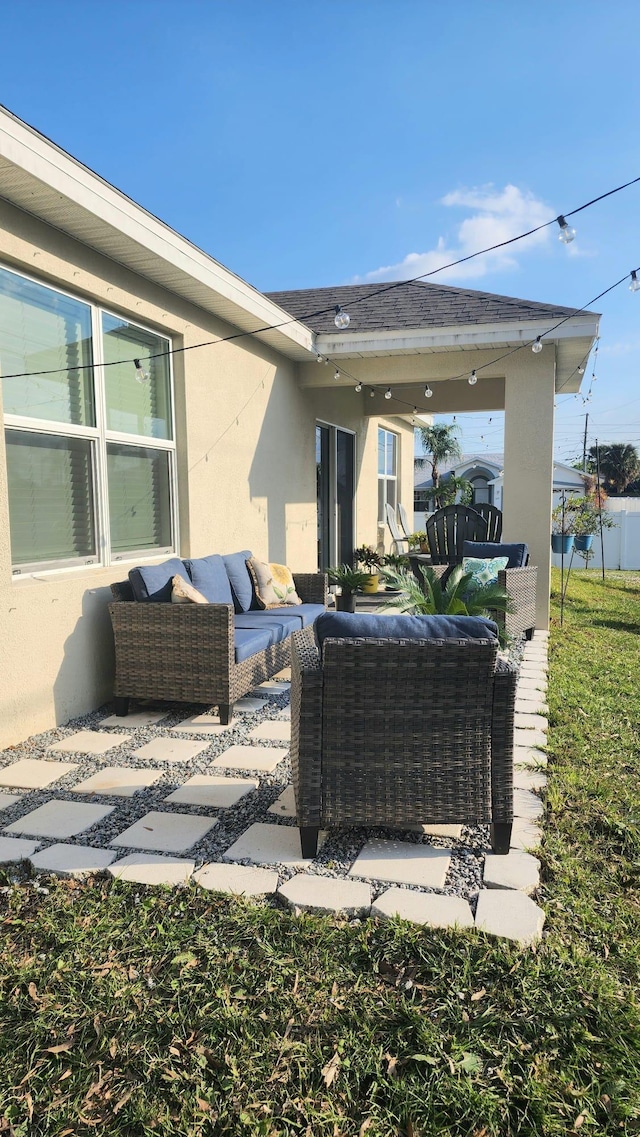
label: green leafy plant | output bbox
[381,563,513,624]
[353,545,383,571]
[326,565,371,594]
[407,530,427,549]
[382,552,410,569]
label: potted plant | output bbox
[326,565,371,612]
[551,499,575,554]
[381,563,513,645]
[408,531,428,553]
[353,545,383,593]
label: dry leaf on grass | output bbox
[44,1043,74,1055]
[321,1051,341,1087]
[470,988,487,1002]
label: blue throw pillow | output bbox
[462,555,509,589]
[463,541,528,569]
[222,550,254,613]
[129,558,189,603]
[315,611,497,649]
[185,555,234,605]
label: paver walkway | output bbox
[0,639,550,946]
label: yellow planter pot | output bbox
[361,574,379,594]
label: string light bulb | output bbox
[424,384,433,398]
[354,381,362,393]
[384,387,392,400]
[134,358,150,383]
[532,336,543,353]
[557,215,576,244]
[630,270,640,292]
[369,388,375,398]
[578,365,585,374]
[468,370,478,386]
[316,354,323,364]
[334,305,351,329]
[334,369,340,380]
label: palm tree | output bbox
[416,423,462,508]
[587,443,640,494]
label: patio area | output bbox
[0,633,549,946]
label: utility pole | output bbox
[582,413,589,472]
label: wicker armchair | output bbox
[291,624,516,858]
[109,573,327,724]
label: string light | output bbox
[468,370,478,386]
[424,384,433,398]
[354,381,362,392]
[384,387,392,400]
[334,305,350,329]
[557,215,576,244]
[630,269,640,292]
[133,358,150,383]
[334,368,340,380]
[578,365,585,374]
[316,354,323,364]
[369,388,375,397]
[532,336,543,353]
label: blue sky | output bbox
[2,0,639,462]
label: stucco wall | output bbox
[0,201,318,746]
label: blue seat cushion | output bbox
[129,558,190,603]
[266,604,326,629]
[463,541,528,569]
[234,627,274,663]
[234,612,301,645]
[315,611,497,649]
[222,550,254,613]
[184,554,233,605]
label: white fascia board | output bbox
[316,315,600,357]
[0,108,316,358]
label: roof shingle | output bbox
[266,280,592,335]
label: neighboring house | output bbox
[414,454,590,524]
[0,108,598,745]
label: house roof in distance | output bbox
[266,280,594,335]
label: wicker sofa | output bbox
[291,612,517,858]
[109,552,328,724]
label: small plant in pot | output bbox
[326,565,371,612]
[353,545,383,593]
[551,500,576,554]
[408,531,428,553]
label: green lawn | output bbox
[1,570,640,1136]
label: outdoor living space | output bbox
[2,570,639,1134]
[0,628,548,942]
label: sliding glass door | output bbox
[316,423,355,570]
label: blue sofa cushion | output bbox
[129,558,190,603]
[222,550,254,613]
[234,612,301,645]
[315,611,497,649]
[234,627,274,663]
[463,541,528,569]
[266,603,326,629]
[185,554,234,605]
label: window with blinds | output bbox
[0,264,176,573]
[378,426,398,524]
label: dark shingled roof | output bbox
[265,280,589,335]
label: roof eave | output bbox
[0,106,316,361]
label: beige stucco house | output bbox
[0,108,598,747]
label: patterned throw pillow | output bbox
[247,559,302,608]
[461,555,509,589]
[170,574,209,604]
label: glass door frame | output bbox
[315,420,356,570]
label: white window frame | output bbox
[2,263,178,576]
[377,426,399,524]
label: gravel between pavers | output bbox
[0,634,536,911]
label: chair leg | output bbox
[114,697,130,717]
[300,826,319,859]
[490,823,512,855]
[525,627,535,640]
[218,703,233,725]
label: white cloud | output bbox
[354,184,553,284]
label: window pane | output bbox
[378,427,386,475]
[107,443,172,555]
[386,478,397,512]
[386,432,397,476]
[103,315,172,439]
[6,430,96,567]
[378,478,385,524]
[0,267,94,426]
